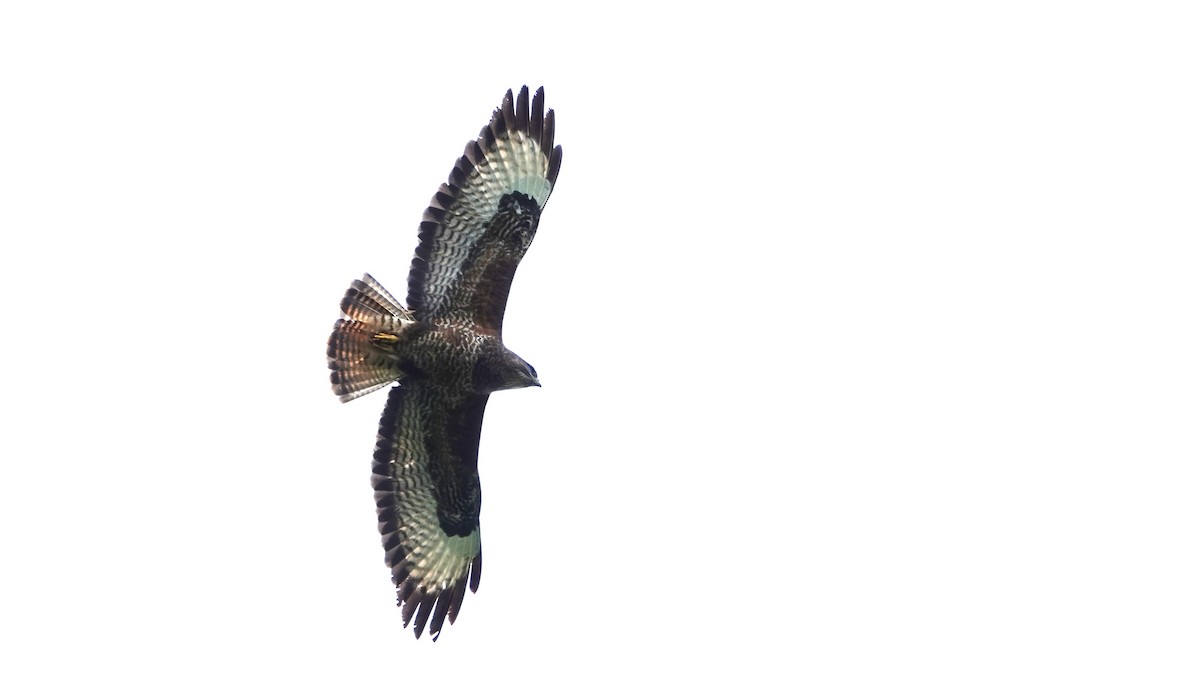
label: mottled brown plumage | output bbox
[327,87,561,640]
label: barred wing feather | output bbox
[407,86,562,330]
[372,383,488,640]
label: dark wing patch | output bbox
[407,86,563,324]
[372,382,488,640]
[436,191,542,332]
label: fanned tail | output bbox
[328,275,415,402]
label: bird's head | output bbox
[506,355,541,390]
[477,348,541,393]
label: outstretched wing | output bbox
[372,381,488,640]
[407,86,563,333]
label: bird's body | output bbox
[327,87,561,640]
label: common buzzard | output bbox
[327,86,562,640]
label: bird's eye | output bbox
[527,363,538,378]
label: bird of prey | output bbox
[327,86,562,640]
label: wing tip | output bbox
[481,85,557,159]
[406,85,562,315]
[390,562,480,641]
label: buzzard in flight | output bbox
[327,86,562,640]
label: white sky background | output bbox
[2,1,1198,695]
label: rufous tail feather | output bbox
[328,275,414,402]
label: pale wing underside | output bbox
[372,383,486,640]
[407,86,563,323]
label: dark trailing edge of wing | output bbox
[406,85,563,317]
[371,384,483,640]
